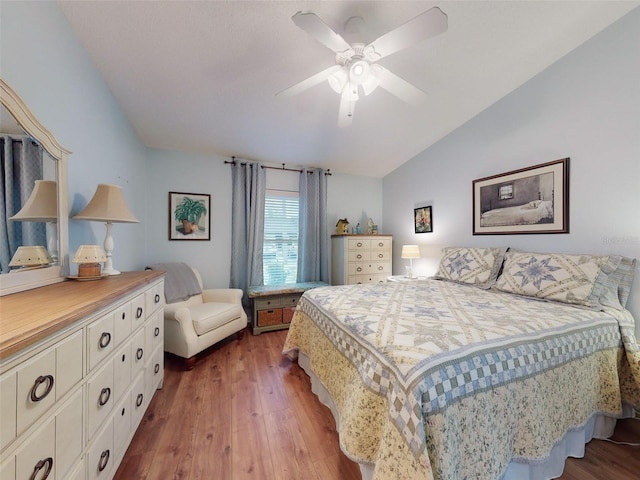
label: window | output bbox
[263,190,299,285]
[498,183,513,200]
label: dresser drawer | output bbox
[145,283,164,316]
[371,238,391,250]
[113,340,132,403]
[131,373,147,427]
[0,371,17,450]
[88,312,115,371]
[347,238,371,250]
[0,456,15,479]
[87,360,114,440]
[279,294,301,307]
[15,417,54,480]
[55,388,83,479]
[131,328,146,378]
[16,349,56,436]
[87,417,114,479]
[113,392,131,462]
[131,292,146,329]
[113,301,132,347]
[348,250,370,262]
[145,309,163,355]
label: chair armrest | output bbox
[163,303,194,326]
[202,288,244,304]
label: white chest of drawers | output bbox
[331,235,393,285]
[0,271,165,480]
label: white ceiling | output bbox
[58,1,638,177]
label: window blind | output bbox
[263,190,299,285]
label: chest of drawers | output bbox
[331,235,393,285]
[0,271,165,480]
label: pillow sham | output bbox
[434,247,507,289]
[593,255,636,309]
[494,251,609,309]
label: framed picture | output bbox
[169,192,211,240]
[472,157,569,235]
[414,206,432,233]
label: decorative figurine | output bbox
[336,218,350,235]
[367,218,374,234]
[355,223,361,234]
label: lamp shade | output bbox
[72,245,107,264]
[9,245,53,267]
[9,180,57,221]
[401,245,420,259]
[73,184,139,223]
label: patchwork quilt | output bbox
[283,279,640,480]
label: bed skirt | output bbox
[296,351,634,480]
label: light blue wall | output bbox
[1,1,148,273]
[383,8,640,333]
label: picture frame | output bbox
[472,158,569,235]
[169,192,211,240]
[414,206,432,233]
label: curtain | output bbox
[230,160,266,306]
[297,167,329,283]
[0,136,45,273]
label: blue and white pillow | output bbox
[434,247,508,289]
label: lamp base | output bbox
[102,265,121,275]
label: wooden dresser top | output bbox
[0,270,164,360]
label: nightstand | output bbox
[387,275,427,282]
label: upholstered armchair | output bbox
[162,266,247,369]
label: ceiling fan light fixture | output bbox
[328,68,348,93]
[362,65,382,96]
[349,60,370,85]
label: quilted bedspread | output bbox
[283,279,640,480]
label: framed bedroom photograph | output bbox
[169,191,211,240]
[472,157,569,235]
[414,206,433,233]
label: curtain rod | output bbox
[225,157,331,176]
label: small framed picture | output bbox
[472,157,569,235]
[414,206,432,233]
[169,192,211,240]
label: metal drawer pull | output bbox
[378,266,383,270]
[154,363,160,374]
[357,254,362,259]
[357,242,363,247]
[30,375,54,402]
[99,332,111,349]
[136,306,143,319]
[154,294,160,304]
[98,449,110,472]
[356,267,362,272]
[378,253,384,258]
[29,457,53,480]
[136,393,144,407]
[378,242,384,247]
[136,347,144,360]
[121,312,126,320]
[98,387,111,406]
[154,326,160,337]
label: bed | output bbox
[283,247,640,480]
[480,200,553,227]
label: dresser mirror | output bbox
[0,78,70,295]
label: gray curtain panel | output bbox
[230,159,266,305]
[0,136,45,272]
[297,167,329,283]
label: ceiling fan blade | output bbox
[337,86,356,127]
[292,11,352,54]
[376,66,427,104]
[367,7,447,61]
[277,65,343,97]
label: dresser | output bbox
[331,235,393,285]
[0,271,165,480]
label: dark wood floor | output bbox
[114,328,640,480]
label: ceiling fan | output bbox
[278,7,448,127]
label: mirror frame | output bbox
[0,78,70,295]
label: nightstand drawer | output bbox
[255,297,282,309]
[257,309,283,326]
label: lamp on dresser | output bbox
[9,179,59,262]
[401,244,420,278]
[73,184,139,275]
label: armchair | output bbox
[163,266,247,369]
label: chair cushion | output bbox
[190,302,243,335]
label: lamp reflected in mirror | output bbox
[9,180,58,262]
[9,245,53,271]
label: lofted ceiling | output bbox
[58,1,638,177]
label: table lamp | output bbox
[72,245,107,278]
[9,245,53,270]
[401,244,420,278]
[9,180,59,262]
[73,184,139,275]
